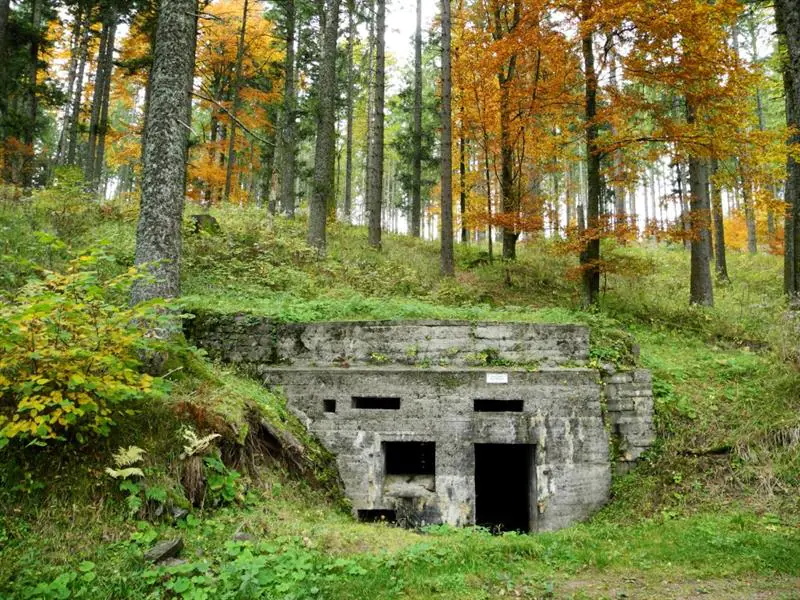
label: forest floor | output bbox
[1,202,799,599]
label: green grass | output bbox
[2,201,800,598]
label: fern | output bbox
[180,428,221,459]
[112,445,147,468]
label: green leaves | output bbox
[0,247,179,449]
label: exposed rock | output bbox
[144,538,184,563]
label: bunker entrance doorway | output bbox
[474,444,534,533]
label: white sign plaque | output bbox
[486,373,509,384]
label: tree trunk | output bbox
[484,142,493,262]
[55,8,82,167]
[131,0,198,304]
[710,158,729,281]
[367,0,385,249]
[581,2,601,307]
[411,0,423,238]
[686,100,714,306]
[459,110,467,243]
[279,0,297,216]
[343,0,355,223]
[67,19,90,167]
[0,0,9,64]
[92,13,117,195]
[223,0,249,204]
[494,1,521,260]
[740,170,757,254]
[776,0,800,298]
[440,0,454,276]
[23,0,43,185]
[308,0,340,252]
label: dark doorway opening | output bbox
[474,444,533,533]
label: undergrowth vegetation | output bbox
[1,199,799,598]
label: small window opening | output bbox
[474,399,524,412]
[357,509,396,523]
[352,396,401,410]
[384,442,435,475]
[323,399,337,413]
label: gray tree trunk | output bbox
[710,158,729,281]
[308,0,340,252]
[494,1,521,260]
[364,1,375,216]
[279,0,297,217]
[343,0,355,223]
[686,100,714,306]
[411,0,423,238]
[86,13,117,186]
[23,0,43,185]
[741,171,758,254]
[67,20,90,167]
[581,1,601,307]
[776,0,800,298]
[440,0,454,275]
[92,14,117,195]
[367,0,385,249]
[55,9,82,167]
[460,109,467,243]
[223,0,249,204]
[131,0,198,304]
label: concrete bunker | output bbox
[186,317,656,532]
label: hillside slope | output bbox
[1,203,798,599]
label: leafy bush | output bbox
[0,247,174,448]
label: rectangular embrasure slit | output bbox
[357,509,396,523]
[323,399,337,413]
[473,399,524,412]
[352,397,401,410]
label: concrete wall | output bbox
[603,368,656,473]
[185,315,655,531]
[185,314,590,368]
[263,368,611,532]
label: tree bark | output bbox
[710,158,729,282]
[440,0,454,275]
[459,107,467,243]
[92,13,117,195]
[23,0,44,185]
[67,18,90,167]
[411,0,423,238]
[581,2,601,307]
[343,0,355,224]
[308,0,340,252]
[55,8,83,167]
[131,0,198,304]
[366,0,385,248]
[686,100,714,307]
[776,0,800,298]
[279,0,297,216]
[223,0,249,204]
[494,1,521,260]
[0,0,9,65]
[740,170,757,254]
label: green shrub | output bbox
[0,247,174,448]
